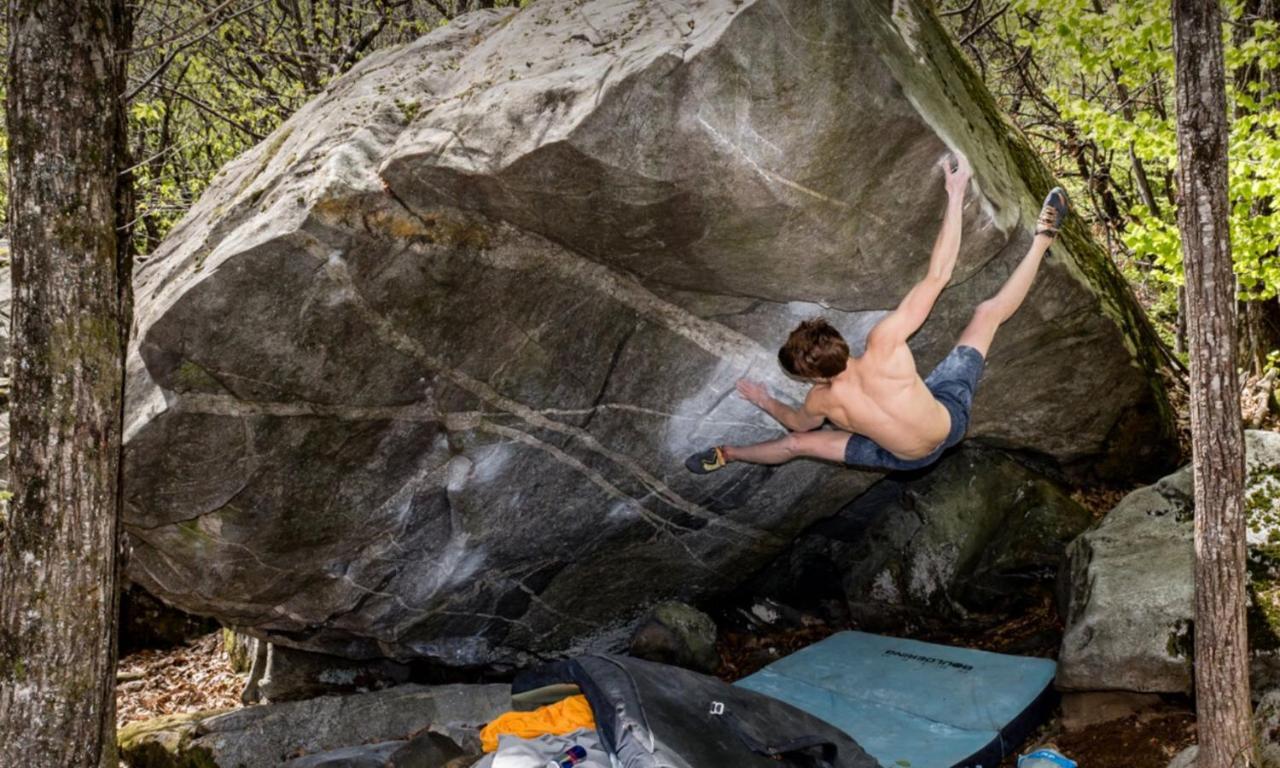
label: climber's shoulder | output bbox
[861,325,913,365]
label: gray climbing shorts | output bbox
[843,345,985,472]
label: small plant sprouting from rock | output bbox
[394,98,421,124]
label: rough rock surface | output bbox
[122,0,1175,665]
[1058,430,1280,693]
[119,582,220,654]
[223,629,257,675]
[629,601,721,673]
[258,643,411,702]
[117,682,508,768]
[280,731,472,768]
[1256,688,1280,768]
[754,448,1092,621]
[281,742,406,768]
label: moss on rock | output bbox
[118,710,228,768]
[173,360,223,394]
[222,628,254,675]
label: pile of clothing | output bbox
[471,654,874,768]
[475,694,612,768]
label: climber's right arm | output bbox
[736,379,825,432]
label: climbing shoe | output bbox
[1035,187,1069,238]
[685,446,727,474]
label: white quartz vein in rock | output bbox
[323,254,779,547]
[696,115,852,210]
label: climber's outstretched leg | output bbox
[957,188,1069,357]
[686,429,850,473]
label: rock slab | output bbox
[259,643,411,703]
[122,0,1175,665]
[118,683,508,768]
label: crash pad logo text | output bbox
[883,649,974,672]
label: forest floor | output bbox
[117,612,1199,766]
[116,632,241,728]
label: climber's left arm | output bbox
[867,153,971,351]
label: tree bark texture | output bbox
[1172,1,1257,767]
[0,2,131,767]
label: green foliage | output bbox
[127,2,419,254]
[1,1,526,254]
[943,0,1280,320]
[972,2,1274,303]
[1267,349,1280,378]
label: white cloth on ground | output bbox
[470,727,615,768]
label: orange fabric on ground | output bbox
[480,694,596,753]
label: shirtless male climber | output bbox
[685,153,1069,474]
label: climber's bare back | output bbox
[804,331,952,460]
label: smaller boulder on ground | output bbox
[1059,429,1280,694]
[280,731,472,768]
[629,601,721,674]
[281,741,405,768]
[118,683,508,768]
[259,643,412,703]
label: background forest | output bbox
[4,0,1275,383]
[0,0,522,249]
[937,0,1280,376]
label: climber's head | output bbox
[778,318,850,381]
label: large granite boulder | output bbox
[1058,429,1280,693]
[122,0,1175,665]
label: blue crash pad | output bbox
[736,631,1057,768]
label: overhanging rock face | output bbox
[123,0,1176,665]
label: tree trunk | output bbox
[1242,298,1280,376]
[1177,285,1188,355]
[0,1,131,766]
[1172,2,1257,768]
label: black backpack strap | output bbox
[720,709,839,766]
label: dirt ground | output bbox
[1009,711,1197,768]
[119,628,1198,766]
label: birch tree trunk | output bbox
[1171,1,1257,766]
[0,1,131,766]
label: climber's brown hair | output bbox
[778,318,850,380]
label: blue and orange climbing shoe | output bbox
[1036,187,1070,238]
[685,446,727,474]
